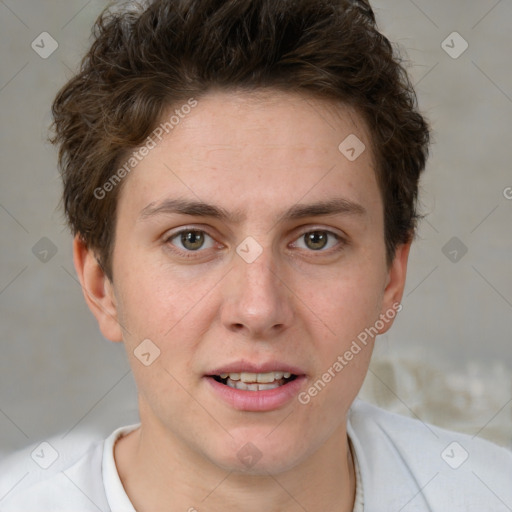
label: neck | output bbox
[115,414,356,512]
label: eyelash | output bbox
[164,226,347,258]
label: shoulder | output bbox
[348,399,512,511]
[0,432,110,512]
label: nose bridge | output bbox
[236,244,281,307]
[222,242,292,335]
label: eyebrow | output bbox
[138,197,367,223]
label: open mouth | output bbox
[210,371,298,391]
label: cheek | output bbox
[115,261,206,336]
[302,268,384,345]
[113,263,224,389]
[297,267,383,403]
[114,268,202,410]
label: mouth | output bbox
[210,371,298,391]
[205,365,306,411]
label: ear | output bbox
[377,241,411,335]
[73,235,123,342]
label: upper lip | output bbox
[207,360,306,376]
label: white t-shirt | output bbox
[1,400,511,511]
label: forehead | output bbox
[118,89,381,222]
[170,89,373,160]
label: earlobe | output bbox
[72,235,123,342]
[377,241,412,335]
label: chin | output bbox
[203,430,311,475]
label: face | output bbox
[80,89,409,474]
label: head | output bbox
[51,0,430,474]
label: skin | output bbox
[74,89,411,512]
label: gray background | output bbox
[1,0,511,455]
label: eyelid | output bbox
[164,224,217,239]
[292,225,348,242]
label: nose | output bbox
[220,246,294,339]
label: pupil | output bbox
[306,231,327,250]
[182,231,204,250]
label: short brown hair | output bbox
[51,0,430,281]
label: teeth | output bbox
[240,372,257,382]
[215,371,297,391]
[226,379,284,391]
[218,371,294,383]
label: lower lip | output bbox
[205,376,306,412]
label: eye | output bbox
[292,230,343,252]
[166,229,216,252]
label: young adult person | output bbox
[2,1,511,510]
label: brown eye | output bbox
[168,229,215,252]
[181,230,205,250]
[304,231,329,250]
[292,230,343,253]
